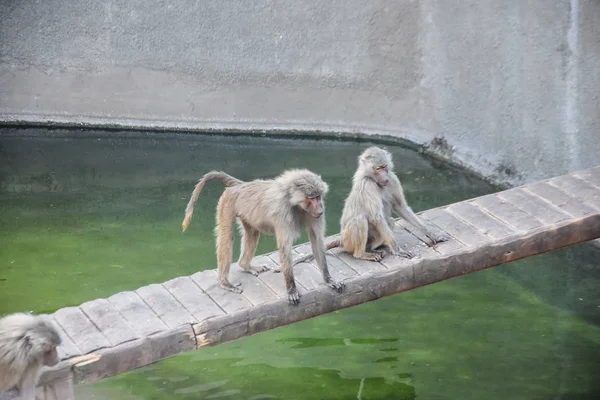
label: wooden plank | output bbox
[294,242,358,282]
[135,284,196,328]
[498,188,570,224]
[421,207,491,247]
[108,291,168,337]
[38,314,81,360]
[253,255,291,298]
[396,218,464,255]
[448,201,514,239]
[380,225,437,269]
[229,265,279,306]
[525,181,595,218]
[472,193,543,231]
[574,166,600,188]
[80,299,139,346]
[550,175,600,210]
[163,276,225,321]
[53,307,110,355]
[72,324,196,384]
[191,270,253,314]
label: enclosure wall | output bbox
[1,0,598,184]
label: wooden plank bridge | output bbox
[10,166,600,400]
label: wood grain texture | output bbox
[108,291,168,337]
[136,283,196,328]
[53,307,110,355]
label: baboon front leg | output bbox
[238,221,269,276]
[308,225,345,293]
[375,219,414,259]
[276,235,301,305]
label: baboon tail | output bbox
[292,239,342,266]
[182,171,244,232]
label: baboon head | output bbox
[25,316,61,367]
[279,169,329,218]
[359,147,394,187]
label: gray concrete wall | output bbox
[1,0,598,185]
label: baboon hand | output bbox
[328,280,345,293]
[287,288,301,305]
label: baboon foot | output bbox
[219,280,243,294]
[328,280,345,293]
[392,248,415,259]
[287,288,301,305]
[272,267,281,273]
[429,234,450,246]
[356,252,383,262]
[244,264,270,276]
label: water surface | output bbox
[0,128,598,399]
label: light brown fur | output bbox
[182,169,345,305]
[0,313,61,400]
[294,147,449,264]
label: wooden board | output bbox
[163,276,225,321]
[80,299,139,346]
[549,175,600,210]
[498,188,570,224]
[525,181,596,218]
[471,193,542,232]
[38,314,81,360]
[191,270,253,314]
[53,307,110,355]
[448,201,514,239]
[135,284,196,328]
[422,208,491,247]
[108,291,168,337]
[574,166,600,188]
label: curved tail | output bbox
[292,239,342,265]
[182,171,244,232]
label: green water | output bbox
[0,128,598,399]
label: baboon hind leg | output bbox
[238,220,269,276]
[343,216,384,262]
[215,191,243,293]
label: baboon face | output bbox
[303,195,324,218]
[371,163,390,186]
[42,344,59,366]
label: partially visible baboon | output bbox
[182,169,345,305]
[0,313,61,400]
[294,147,449,264]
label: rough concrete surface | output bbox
[1,0,598,185]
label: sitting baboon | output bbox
[182,169,345,305]
[294,146,449,264]
[0,313,61,400]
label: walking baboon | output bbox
[294,147,449,264]
[0,313,61,400]
[182,169,345,305]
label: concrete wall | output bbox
[0,0,598,185]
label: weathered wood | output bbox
[498,188,570,224]
[135,283,196,328]
[53,307,110,354]
[328,246,387,275]
[191,270,253,313]
[229,265,279,305]
[525,182,596,218]
[472,194,542,231]
[253,255,293,298]
[72,324,196,384]
[163,276,225,321]
[423,207,491,247]
[448,201,514,239]
[574,166,600,188]
[295,242,358,282]
[550,175,600,210]
[396,218,464,255]
[108,291,168,337]
[80,299,139,346]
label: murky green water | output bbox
[1,128,598,400]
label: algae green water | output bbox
[0,128,598,400]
